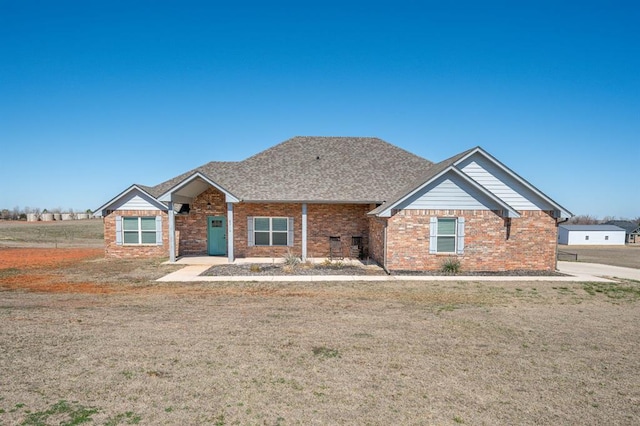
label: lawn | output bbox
[563,245,640,269]
[1,246,639,425]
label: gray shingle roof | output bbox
[147,136,434,203]
[603,220,640,233]
[559,224,625,232]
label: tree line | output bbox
[566,214,640,225]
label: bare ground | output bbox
[1,249,640,425]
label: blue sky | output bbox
[1,1,638,218]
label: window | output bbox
[605,236,609,241]
[436,218,457,253]
[429,217,465,254]
[249,217,292,246]
[115,216,161,245]
[585,235,589,241]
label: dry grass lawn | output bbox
[564,245,640,269]
[1,223,639,424]
[1,250,640,425]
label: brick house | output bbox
[95,136,572,272]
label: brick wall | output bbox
[231,203,371,259]
[307,204,370,258]
[104,209,169,258]
[368,217,386,266]
[233,203,303,258]
[175,187,227,255]
[385,209,558,272]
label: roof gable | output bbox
[372,166,519,217]
[454,148,572,218]
[94,185,166,215]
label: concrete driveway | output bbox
[557,261,640,282]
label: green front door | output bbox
[207,216,226,255]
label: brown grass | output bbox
[563,245,640,269]
[1,249,639,425]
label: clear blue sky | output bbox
[1,1,638,219]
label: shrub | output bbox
[283,251,301,267]
[440,257,461,275]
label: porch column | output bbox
[302,203,307,261]
[227,202,234,263]
[168,201,176,263]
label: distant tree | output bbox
[568,214,598,225]
[24,206,32,214]
[12,206,20,220]
[600,215,616,223]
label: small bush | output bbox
[440,257,461,275]
[249,264,262,273]
[283,251,301,267]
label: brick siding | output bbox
[306,204,370,258]
[385,209,558,272]
[175,187,227,255]
[104,209,169,258]
[233,203,302,258]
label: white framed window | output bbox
[115,216,162,245]
[429,217,465,254]
[248,216,293,247]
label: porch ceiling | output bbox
[170,177,211,202]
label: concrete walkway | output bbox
[156,258,638,283]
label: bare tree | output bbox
[568,214,598,225]
[12,206,20,220]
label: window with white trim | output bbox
[436,218,457,253]
[123,217,157,244]
[429,216,465,255]
[254,217,289,246]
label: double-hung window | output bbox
[123,217,157,244]
[115,216,162,245]
[429,217,465,254]
[248,216,293,247]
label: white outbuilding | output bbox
[558,224,626,245]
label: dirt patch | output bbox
[0,247,103,269]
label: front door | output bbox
[207,216,226,255]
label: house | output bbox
[603,220,640,244]
[95,136,572,272]
[558,224,626,245]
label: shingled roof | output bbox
[147,136,434,203]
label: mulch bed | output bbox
[202,263,387,276]
[201,263,566,277]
